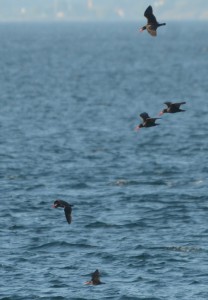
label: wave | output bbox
[29,241,97,250]
[111,178,167,186]
[165,245,203,253]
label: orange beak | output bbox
[134,126,140,131]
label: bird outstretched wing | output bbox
[164,102,172,107]
[140,112,150,122]
[172,102,186,107]
[144,6,157,24]
[64,206,72,224]
[145,117,160,125]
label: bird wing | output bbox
[64,206,72,224]
[92,270,101,284]
[172,102,186,108]
[164,102,172,107]
[55,199,70,208]
[146,117,159,125]
[140,112,150,122]
[144,6,157,24]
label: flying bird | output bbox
[139,5,166,36]
[85,269,104,285]
[159,102,186,115]
[135,112,160,130]
[52,200,73,224]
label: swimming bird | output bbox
[52,200,73,224]
[159,102,186,115]
[139,5,166,36]
[85,269,104,285]
[135,112,160,130]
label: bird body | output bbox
[159,102,186,115]
[135,112,160,130]
[53,199,73,224]
[85,269,104,285]
[140,5,166,36]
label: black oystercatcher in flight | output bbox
[159,102,186,115]
[85,269,104,285]
[135,112,160,130]
[52,200,73,224]
[139,5,166,36]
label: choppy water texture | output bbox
[0,21,208,300]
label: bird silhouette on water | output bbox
[52,200,73,224]
[140,5,166,36]
[135,112,160,130]
[85,269,105,285]
[159,102,186,115]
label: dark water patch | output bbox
[50,281,68,288]
[29,241,97,250]
[24,184,46,191]
[32,297,66,300]
[119,297,148,300]
[0,298,22,300]
[119,297,161,300]
[63,182,90,189]
[85,221,115,228]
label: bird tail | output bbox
[158,23,166,27]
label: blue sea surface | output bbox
[0,21,208,300]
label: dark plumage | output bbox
[135,112,160,130]
[140,5,166,36]
[53,199,73,224]
[85,269,104,285]
[159,102,186,115]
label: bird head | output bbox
[159,109,167,116]
[139,26,146,32]
[135,124,143,131]
[52,200,62,208]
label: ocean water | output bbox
[0,21,208,300]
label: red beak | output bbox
[134,126,140,131]
[84,281,92,285]
[158,111,163,116]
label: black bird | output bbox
[135,112,160,130]
[139,5,166,36]
[53,200,73,224]
[85,269,104,285]
[159,102,186,115]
